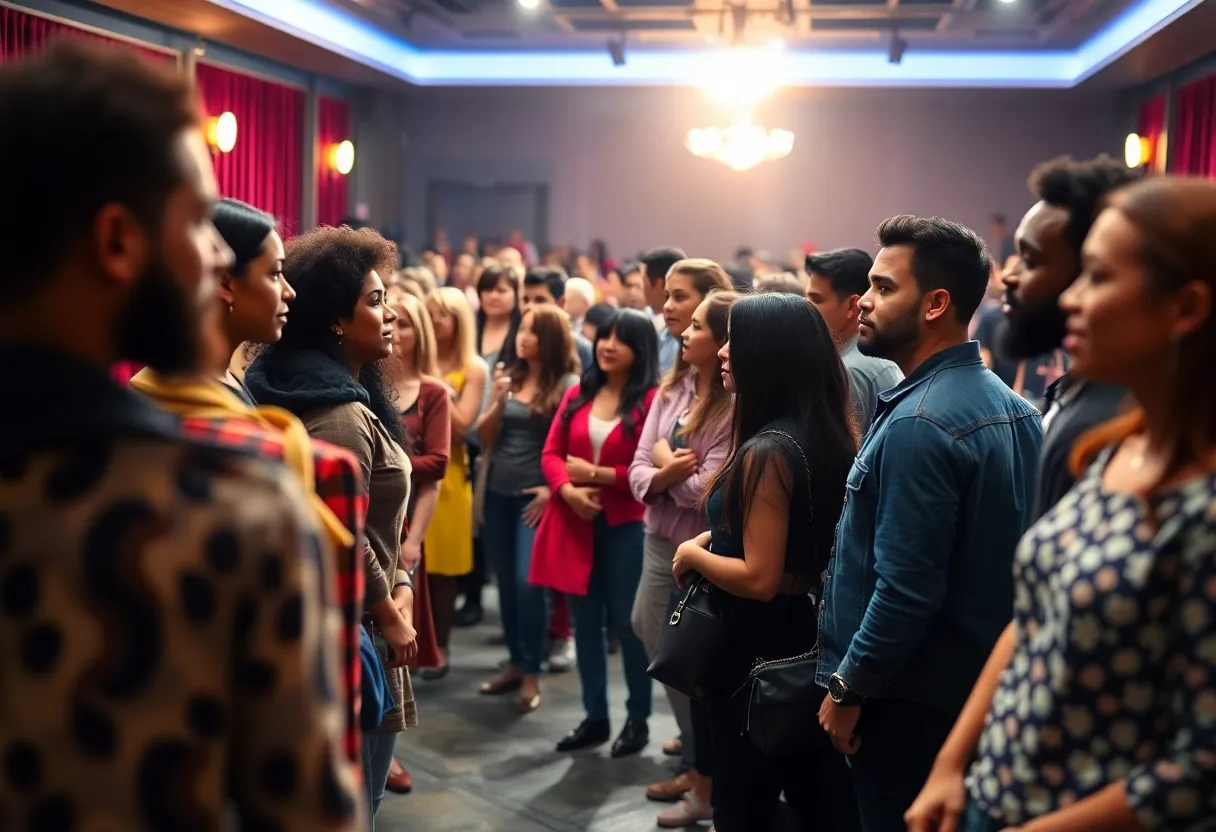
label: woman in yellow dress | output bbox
[422,286,488,677]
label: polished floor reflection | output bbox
[378,594,684,831]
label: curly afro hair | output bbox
[265,224,406,447]
[1028,155,1143,254]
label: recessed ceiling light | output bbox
[519,0,540,9]
[998,0,1017,5]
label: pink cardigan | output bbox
[530,384,656,595]
[628,371,732,547]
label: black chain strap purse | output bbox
[735,428,827,758]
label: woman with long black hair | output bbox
[533,308,660,757]
[243,225,417,828]
[670,292,859,831]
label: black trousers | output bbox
[848,699,956,832]
[690,697,714,776]
[707,686,860,832]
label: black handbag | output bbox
[646,569,733,702]
[737,428,827,757]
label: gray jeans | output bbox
[630,532,694,764]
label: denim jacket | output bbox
[815,341,1043,715]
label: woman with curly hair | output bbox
[244,225,418,826]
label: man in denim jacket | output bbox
[815,216,1043,832]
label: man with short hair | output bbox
[0,42,360,829]
[522,265,594,370]
[998,154,1136,519]
[806,248,904,433]
[816,216,1042,832]
[640,247,687,373]
[620,262,648,311]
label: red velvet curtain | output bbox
[1137,94,1167,174]
[0,6,174,65]
[196,63,304,237]
[317,96,352,227]
[1172,75,1216,178]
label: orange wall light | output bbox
[206,111,238,154]
[327,139,355,175]
[1124,132,1152,169]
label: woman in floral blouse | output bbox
[906,176,1216,832]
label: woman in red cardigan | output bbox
[532,308,660,758]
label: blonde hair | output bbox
[427,285,479,372]
[400,265,437,294]
[667,258,733,293]
[387,286,440,377]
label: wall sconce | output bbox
[206,111,238,154]
[327,140,355,175]
[1124,132,1151,169]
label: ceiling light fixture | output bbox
[518,0,540,9]
[608,36,626,66]
[888,32,907,64]
[698,44,787,110]
[686,114,794,172]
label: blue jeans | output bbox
[484,491,548,675]
[570,517,651,723]
[361,732,397,826]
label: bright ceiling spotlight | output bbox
[998,0,1017,5]
[697,45,788,111]
[518,0,540,9]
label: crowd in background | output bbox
[4,41,1216,832]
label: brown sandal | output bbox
[479,674,522,695]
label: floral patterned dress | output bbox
[968,449,1216,829]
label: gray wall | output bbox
[400,86,1123,261]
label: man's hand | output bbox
[818,694,862,755]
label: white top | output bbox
[588,414,621,464]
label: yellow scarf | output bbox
[130,370,355,551]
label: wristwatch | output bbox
[828,673,864,706]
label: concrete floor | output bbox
[377,596,688,832]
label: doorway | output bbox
[425,179,549,251]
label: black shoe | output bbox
[610,719,649,758]
[453,603,484,628]
[555,718,610,752]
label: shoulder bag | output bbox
[646,570,733,702]
[737,428,828,758]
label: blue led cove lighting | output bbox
[205,0,1207,87]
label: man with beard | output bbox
[0,43,361,830]
[998,155,1136,519]
[816,216,1042,832]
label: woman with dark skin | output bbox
[244,226,418,827]
[209,198,294,399]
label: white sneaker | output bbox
[656,795,713,828]
[547,637,575,673]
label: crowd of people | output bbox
[3,40,1216,832]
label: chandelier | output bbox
[686,114,795,172]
